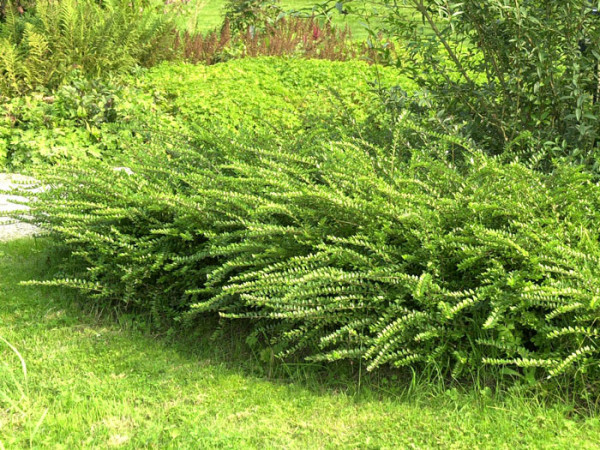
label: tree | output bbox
[363,0,600,170]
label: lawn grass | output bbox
[170,0,376,38]
[1,238,600,448]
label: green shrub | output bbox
[1,58,414,169]
[363,0,600,169]
[0,73,154,168]
[0,0,34,19]
[19,118,600,386]
[0,0,175,96]
[223,0,283,34]
[135,57,415,146]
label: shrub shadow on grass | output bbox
[1,238,391,399]
[3,237,597,415]
[4,238,600,448]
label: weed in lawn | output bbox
[0,334,48,448]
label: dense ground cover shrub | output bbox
[0,0,174,96]
[1,58,413,169]
[17,117,600,387]
[0,74,156,168]
[135,57,413,141]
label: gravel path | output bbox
[0,173,40,241]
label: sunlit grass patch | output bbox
[0,238,599,448]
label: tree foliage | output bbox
[362,0,600,169]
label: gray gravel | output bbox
[0,173,40,241]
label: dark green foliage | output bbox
[364,0,600,169]
[18,114,600,384]
[223,0,283,34]
[0,0,34,20]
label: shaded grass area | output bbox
[1,239,600,448]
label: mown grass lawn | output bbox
[1,238,600,448]
[172,0,375,38]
